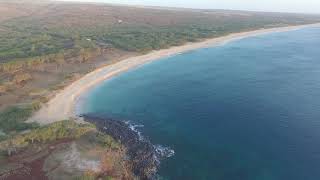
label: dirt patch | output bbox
[0,139,73,180]
[44,142,101,180]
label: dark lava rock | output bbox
[81,114,159,180]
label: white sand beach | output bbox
[28,23,320,125]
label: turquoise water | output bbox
[79,27,320,180]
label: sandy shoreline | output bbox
[29,23,320,124]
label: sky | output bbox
[61,0,320,14]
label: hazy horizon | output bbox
[58,0,320,14]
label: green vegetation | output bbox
[0,120,94,152]
[30,120,92,143]
[0,106,39,135]
[1,2,318,178]
[95,132,121,150]
[98,24,251,52]
[0,2,319,114]
[0,119,127,178]
[23,120,95,143]
[73,174,96,180]
[0,2,319,71]
[0,48,101,72]
[74,174,113,180]
[0,133,6,142]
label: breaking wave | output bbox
[125,121,175,159]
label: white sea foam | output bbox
[125,121,175,159]
[154,144,175,158]
[125,121,145,141]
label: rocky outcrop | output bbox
[81,115,160,180]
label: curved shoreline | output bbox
[29,23,320,124]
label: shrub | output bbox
[31,101,41,111]
[0,106,38,134]
[96,132,120,150]
[13,73,32,85]
[0,120,95,154]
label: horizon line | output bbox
[53,0,320,15]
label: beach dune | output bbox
[28,23,320,125]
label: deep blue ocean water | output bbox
[79,27,320,180]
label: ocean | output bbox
[79,27,320,180]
